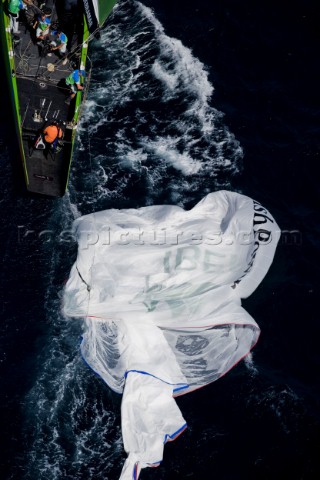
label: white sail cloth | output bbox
[63,190,280,479]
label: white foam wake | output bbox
[72,0,242,208]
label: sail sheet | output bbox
[82,0,118,32]
[63,190,280,479]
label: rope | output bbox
[16,38,34,74]
[15,72,71,91]
[76,266,91,292]
[71,56,96,318]
[74,130,97,321]
[82,85,98,321]
[87,109,95,199]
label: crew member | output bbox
[65,69,86,104]
[43,121,63,150]
[8,0,30,33]
[24,0,40,27]
[33,10,51,40]
[50,30,68,63]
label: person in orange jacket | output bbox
[43,121,63,150]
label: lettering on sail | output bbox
[83,0,94,30]
[231,200,274,289]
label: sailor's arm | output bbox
[51,44,62,50]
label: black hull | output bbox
[1,0,90,197]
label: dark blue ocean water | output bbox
[1,0,320,478]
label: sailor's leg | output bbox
[59,43,68,62]
[25,6,36,27]
[35,27,42,39]
[65,84,76,104]
[65,93,76,105]
[52,137,58,150]
[10,14,20,34]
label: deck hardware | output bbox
[33,110,42,122]
[44,100,52,120]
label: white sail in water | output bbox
[63,190,280,479]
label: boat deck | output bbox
[12,0,85,196]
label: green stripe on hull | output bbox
[63,14,91,195]
[0,0,29,185]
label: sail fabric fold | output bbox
[120,372,187,479]
[63,190,280,479]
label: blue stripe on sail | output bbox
[125,369,188,390]
[164,423,188,443]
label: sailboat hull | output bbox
[1,0,117,197]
